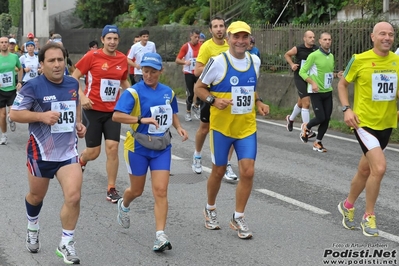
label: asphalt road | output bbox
[1,99,399,266]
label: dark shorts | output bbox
[82,109,121,147]
[200,102,210,123]
[294,75,309,99]
[27,156,78,178]
[0,90,16,108]
[354,127,392,154]
[134,74,143,83]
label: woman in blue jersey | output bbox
[113,52,188,252]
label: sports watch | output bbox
[342,106,351,112]
[205,95,216,105]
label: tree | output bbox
[75,0,129,28]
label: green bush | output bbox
[181,7,200,25]
[8,0,21,27]
[170,6,190,23]
[0,13,12,36]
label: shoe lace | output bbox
[345,208,355,222]
[27,230,38,244]
[207,209,218,223]
[65,241,77,256]
[366,216,377,229]
[235,217,249,231]
[194,157,201,167]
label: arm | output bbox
[337,77,358,129]
[120,79,131,90]
[72,67,94,110]
[112,110,159,128]
[254,92,269,116]
[172,113,188,141]
[75,100,86,138]
[127,57,139,69]
[175,44,190,66]
[9,109,60,125]
[284,46,299,72]
[193,62,205,77]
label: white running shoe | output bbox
[223,164,238,182]
[192,154,202,174]
[185,112,192,121]
[0,134,7,145]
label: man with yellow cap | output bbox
[194,21,269,239]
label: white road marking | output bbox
[255,188,330,215]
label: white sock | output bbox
[27,215,39,230]
[290,104,301,121]
[156,230,164,237]
[194,151,201,157]
[60,229,75,246]
[206,204,216,210]
[234,211,244,219]
[301,108,310,123]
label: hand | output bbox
[16,82,22,91]
[291,64,299,71]
[257,102,270,116]
[80,95,94,110]
[135,64,140,70]
[141,117,159,129]
[311,84,319,93]
[41,111,60,125]
[337,71,343,79]
[75,122,86,138]
[213,98,233,110]
[176,127,188,141]
[343,109,360,129]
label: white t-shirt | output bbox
[19,53,40,82]
[127,41,157,75]
[200,51,261,85]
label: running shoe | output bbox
[153,233,172,252]
[107,188,121,203]
[300,123,309,143]
[361,215,379,237]
[117,198,130,228]
[285,115,294,132]
[337,201,356,230]
[308,130,316,138]
[229,214,253,239]
[192,104,200,120]
[78,155,86,172]
[8,115,16,132]
[56,241,80,264]
[203,207,220,230]
[185,112,192,122]
[26,229,40,253]
[0,134,7,145]
[223,164,238,182]
[192,154,202,174]
[313,141,327,152]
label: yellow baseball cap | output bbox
[227,21,251,34]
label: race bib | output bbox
[0,71,14,87]
[371,73,397,101]
[100,79,120,102]
[148,104,173,133]
[188,58,196,71]
[51,101,76,133]
[231,86,254,114]
[324,72,333,89]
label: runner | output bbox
[10,42,86,264]
[72,25,130,203]
[194,21,269,239]
[114,52,188,251]
[337,21,399,237]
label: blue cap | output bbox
[140,53,162,70]
[26,41,35,47]
[200,33,205,39]
[102,25,120,37]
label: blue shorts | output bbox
[124,149,171,176]
[27,156,78,178]
[210,130,257,166]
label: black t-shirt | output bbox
[294,44,318,76]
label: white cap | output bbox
[9,38,16,44]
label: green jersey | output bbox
[0,53,21,92]
[299,49,335,93]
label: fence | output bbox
[56,21,391,72]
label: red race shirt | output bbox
[75,49,128,112]
[176,42,201,74]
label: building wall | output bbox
[22,0,49,40]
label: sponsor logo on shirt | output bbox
[43,95,57,102]
[102,62,109,70]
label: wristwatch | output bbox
[255,98,263,103]
[205,95,216,105]
[342,106,351,112]
[137,115,142,124]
